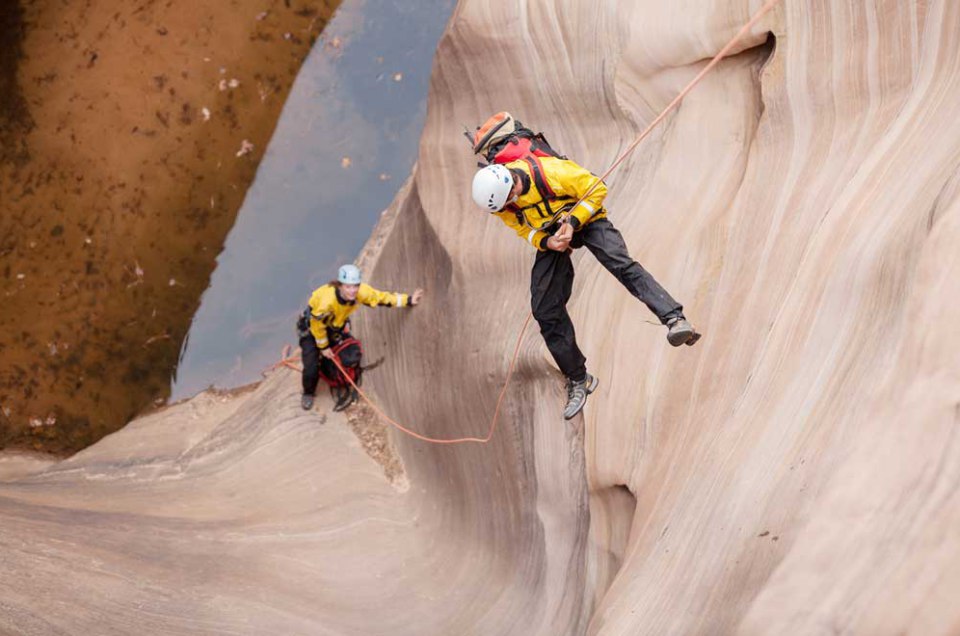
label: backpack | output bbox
[319,337,363,390]
[469,112,566,166]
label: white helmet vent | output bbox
[472,164,514,213]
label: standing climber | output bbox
[471,120,700,420]
[298,264,424,411]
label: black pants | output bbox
[530,217,683,382]
[300,332,340,396]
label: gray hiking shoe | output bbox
[563,373,599,420]
[301,393,315,411]
[667,317,701,347]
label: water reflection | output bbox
[171,0,454,400]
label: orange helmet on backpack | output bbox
[471,112,565,165]
[473,112,518,156]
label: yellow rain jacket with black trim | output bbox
[308,283,409,349]
[494,156,608,251]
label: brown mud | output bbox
[0,0,340,453]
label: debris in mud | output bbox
[143,333,172,347]
[28,416,55,429]
[256,11,269,21]
[126,261,145,288]
[201,107,211,121]
[325,36,343,58]
[236,139,254,157]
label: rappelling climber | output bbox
[297,264,424,411]
[470,113,700,420]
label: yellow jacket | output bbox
[308,283,410,348]
[494,156,608,250]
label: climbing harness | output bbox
[504,155,574,230]
[275,0,782,444]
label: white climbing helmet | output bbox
[472,164,514,212]
[337,264,362,285]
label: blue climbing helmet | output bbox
[337,264,362,285]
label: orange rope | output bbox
[272,315,533,444]
[565,0,781,215]
[273,0,780,444]
[264,344,303,374]
[336,314,533,444]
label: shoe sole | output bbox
[668,327,695,347]
[564,376,599,420]
[586,375,599,394]
[685,331,702,347]
[333,391,359,412]
[563,402,585,420]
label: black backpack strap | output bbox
[533,132,567,159]
[484,135,515,163]
[524,156,557,219]
[503,202,526,226]
[524,156,558,217]
[524,157,555,199]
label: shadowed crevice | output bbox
[0,0,34,166]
